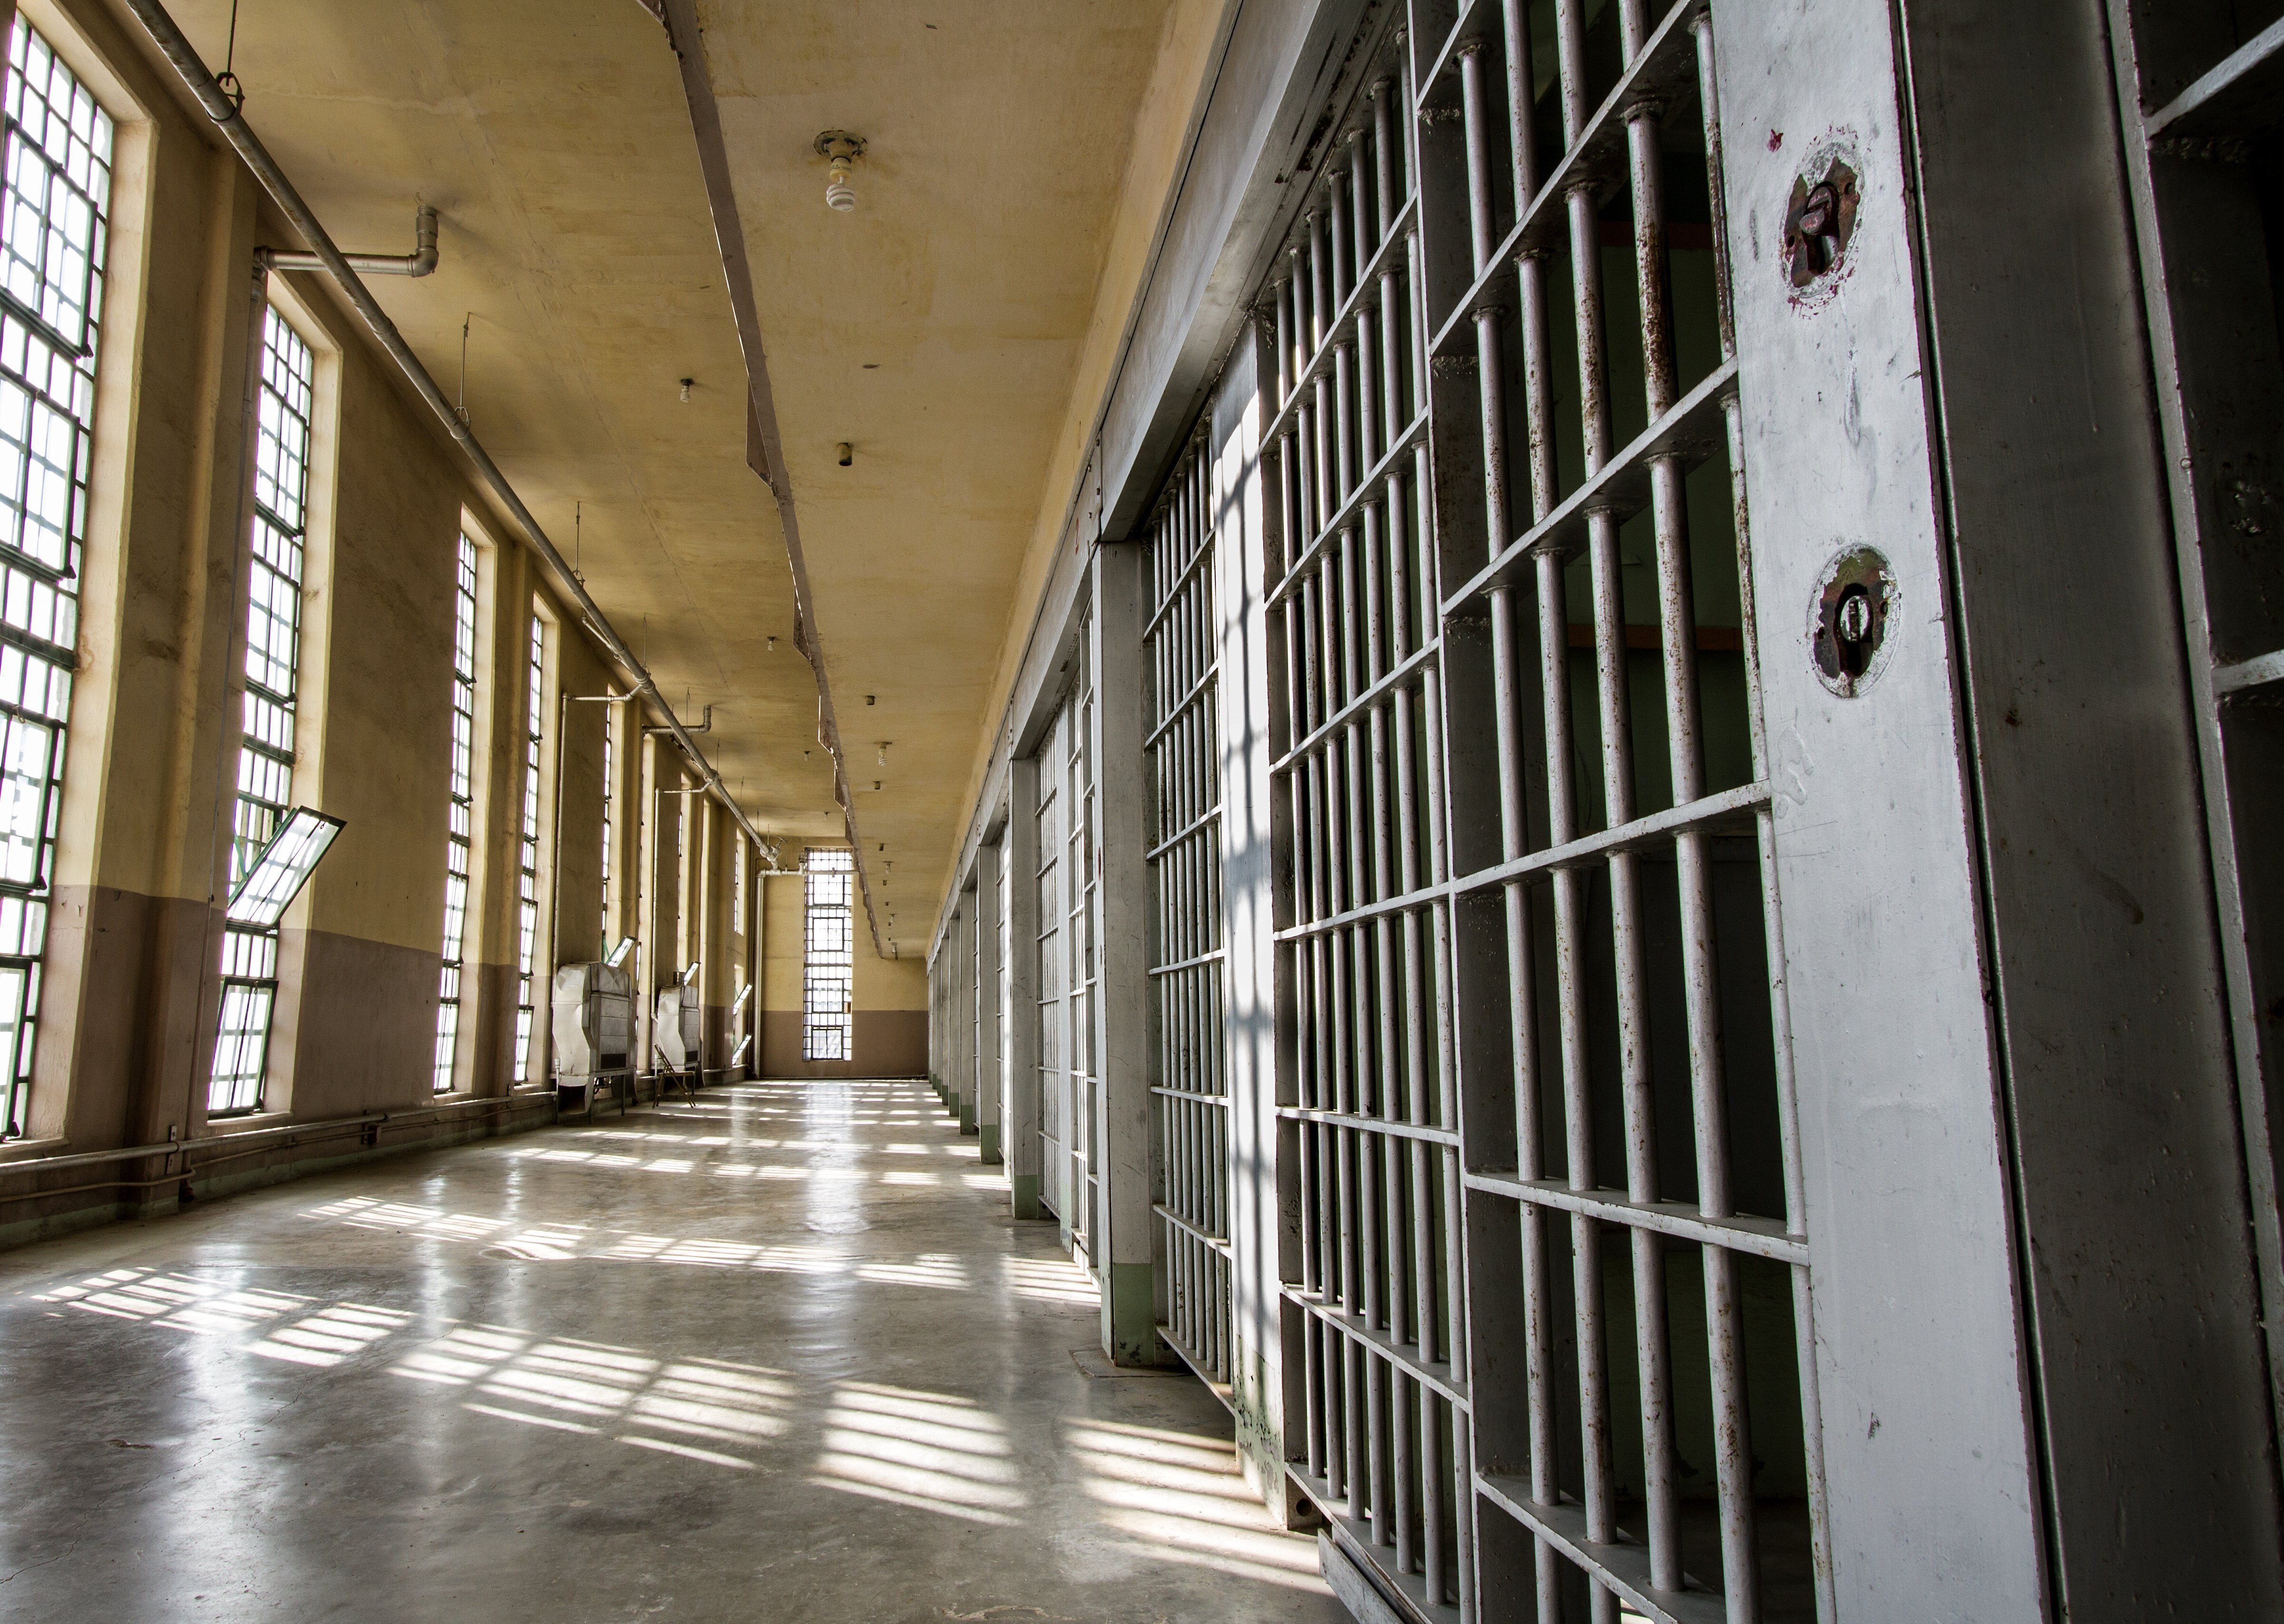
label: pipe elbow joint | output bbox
[406,204,440,277]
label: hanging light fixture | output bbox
[814,130,867,211]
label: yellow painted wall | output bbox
[0,0,769,1224]
[759,846,924,1076]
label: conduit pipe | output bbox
[0,1090,550,1184]
[265,202,438,277]
[118,0,779,867]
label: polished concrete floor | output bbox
[0,1079,1345,1624]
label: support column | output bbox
[1214,321,1298,1501]
[974,837,1002,1164]
[1091,539,1157,1365]
[1006,758,1041,1217]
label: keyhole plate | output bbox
[1808,545,1896,697]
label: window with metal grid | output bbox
[1145,439,1231,1385]
[0,20,107,1139]
[802,845,853,1061]
[208,305,314,1116]
[1264,5,1818,1619]
[512,610,548,1080]
[598,704,615,953]
[431,533,479,1094]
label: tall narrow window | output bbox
[802,847,853,1061]
[598,705,613,953]
[0,24,109,1137]
[431,533,478,1094]
[207,307,314,1115]
[512,610,546,1080]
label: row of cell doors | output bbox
[1033,636,1098,1263]
[1009,447,1228,1380]
[965,0,2284,1618]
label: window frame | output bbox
[0,16,111,1140]
[208,301,317,1118]
[431,530,481,1095]
[801,845,854,1062]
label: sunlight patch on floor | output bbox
[1066,1417,1323,1590]
[809,1380,1025,1525]
[1006,1253,1098,1306]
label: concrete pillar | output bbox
[1090,540,1156,1365]
[974,837,1002,1165]
[1212,323,1298,1502]
[1005,758,1041,1217]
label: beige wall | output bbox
[0,0,764,1242]
[759,847,925,1078]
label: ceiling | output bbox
[149,0,1193,955]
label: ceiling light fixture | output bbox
[814,130,867,212]
[679,377,693,403]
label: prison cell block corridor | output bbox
[1,0,2282,1621]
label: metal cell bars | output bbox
[210,305,314,1116]
[1035,714,1066,1218]
[1065,663,1101,1263]
[0,20,104,1138]
[513,612,547,1080]
[802,846,854,1061]
[1145,438,1232,1385]
[1264,20,1472,1620]
[2108,5,2284,1439]
[431,533,479,1094]
[1415,3,1820,1620]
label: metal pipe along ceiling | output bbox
[118,0,787,869]
[265,202,439,277]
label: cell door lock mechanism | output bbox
[1809,546,1895,697]
[1782,145,1861,309]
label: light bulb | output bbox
[815,131,866,214]
[678,377,693,403]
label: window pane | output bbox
[0,20,106,1141]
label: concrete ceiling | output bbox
[150,0,1190,955]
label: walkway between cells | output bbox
[0,1078,1343,1624]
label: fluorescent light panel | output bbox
[226,807,344,926]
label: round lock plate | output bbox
[1808,546,1895,697]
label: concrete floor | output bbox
[0,1079,1346,1624]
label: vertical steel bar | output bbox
[1500,2,1573,1610]
[1549,10,1624,1607]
